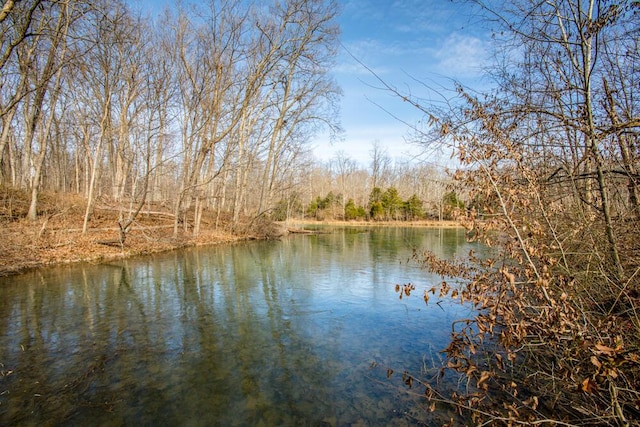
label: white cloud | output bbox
[342,38,405,60]
[433,33,489,78]
[317,1,493,167]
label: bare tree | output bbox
[0,0,38,183]
[331,150,356,217]
[15,1,77,220]
[71,1,136,232]
[255,0,341,216]
[369,139,391,190]
[112,16,176,246]
[167,1,250,237]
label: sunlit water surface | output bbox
[0,227,476,426]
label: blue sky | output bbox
[319,0,492,165]
[133,0,493,166]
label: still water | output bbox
[0,226,475,426]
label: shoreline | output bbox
[0,226,247,278]
[0,219,461,277]
[283,219,462,228]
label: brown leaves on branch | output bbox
[395,282,415,299]
[401,88,640,425]
[406,174,640,424]
[387,1,640,422]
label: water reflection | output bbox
[0,227,475,426]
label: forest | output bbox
[1,0,639,425]
[0,0,455,240]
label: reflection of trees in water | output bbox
[0,264,155,424]
[0,228,471,425]
[250,244,335,422]
[0,260,217,424]
[366,227,445,260]
[165,243,336,425]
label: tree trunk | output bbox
[83,93,111,234]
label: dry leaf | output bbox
[580,377,598,394]
[594,344,616,356]
[477,371,491,389]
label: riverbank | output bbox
[1,218,460,277]
[0,188,461,276]
[283,219,461,228]
[0,188,246,277]
[0,211,243,277]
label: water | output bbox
[0,226,476,426]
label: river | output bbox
[0,226,475,426]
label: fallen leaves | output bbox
[580,377,599,394]
[0,190,245,276]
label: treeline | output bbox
[275,187,463,222]
[0,0,342,236]
[261,141,458,222]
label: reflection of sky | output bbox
[0,227,479,425]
